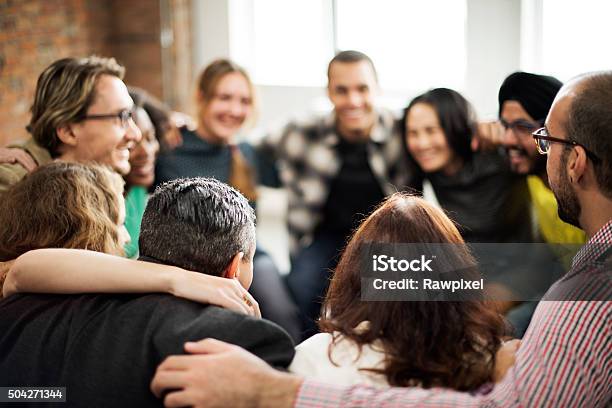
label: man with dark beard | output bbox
[498,72,586,244]
[149,71,612,408]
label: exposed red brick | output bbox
[0,0,192,147]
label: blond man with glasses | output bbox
[0,56,141,193]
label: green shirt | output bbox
[124,186,149,258]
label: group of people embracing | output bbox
[0,51,609,407]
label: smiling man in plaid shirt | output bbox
[258,51,420,336]
[151,71,612,408]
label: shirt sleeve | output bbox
[295,380,492,408]
[0,162,28,193]
[294,300,612,408]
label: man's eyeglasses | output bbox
[532,127,601,163]
[81,109,134,129]
[500,118,541,136]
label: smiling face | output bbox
[67,75,141,175]
[328,60,378,139]
[127,107,160,188]
[500,100,543,175]
[198,72,253,144]
[405,103,457,174]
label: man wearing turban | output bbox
[498,72,585,245]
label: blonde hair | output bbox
[28,56,125,157]
[0,162,125,261]
[195,59,258,130]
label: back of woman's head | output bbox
[0,162,125,261]
[404,88,477,163]
[320,193,506,391]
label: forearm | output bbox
[4,248,258,316]
[3,248,178,297]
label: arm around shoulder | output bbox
[3,248,259,316]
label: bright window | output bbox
[241,0,467,91]
[249,0,334,87]
[336,0,467,92]
[540,0,612,80]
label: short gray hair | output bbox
[139,178,256,275]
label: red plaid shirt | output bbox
[295,220,612,408]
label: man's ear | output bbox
[222,252,244,279]
[567,146,587,185]
[56,124,78,147]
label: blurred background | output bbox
[1,0,611,270]
[2,0,612,146]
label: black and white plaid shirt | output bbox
[258,109,420,255]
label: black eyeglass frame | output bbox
[500,118,542,135]
[80,109,134,129]
[532,127,601,164]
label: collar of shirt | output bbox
[322,109,396,147]
[571,219,612,269]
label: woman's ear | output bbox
[223,252,244,279]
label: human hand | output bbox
[493,339,521,382]
[0,147,37,172]
[161,112,196,150]
[472,121,505,151]
[170,111,196,131]
[151,338,302,408]
[171,271,261,317]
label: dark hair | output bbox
[319,193,507,391]
[566,72,612,198]
[0,162,124,261]
[139,177,256,275]
[403,88,477,164]
[327,50,378,82]
[128,86,172,151]
[29,56,125,157]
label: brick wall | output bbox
[0,0,191,147]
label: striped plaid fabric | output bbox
[257,110,416,255]
[295,220,612,408]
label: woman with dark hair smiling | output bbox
[403,88,532,243]
[289,193,512,390]
[402,89,555,336]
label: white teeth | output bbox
[342,110,363,118]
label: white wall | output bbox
[190,0,525,272]
[192,0,523,126]
[192,0,231,71]
[465,0,522,119]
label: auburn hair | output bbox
[319,193,507,391]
